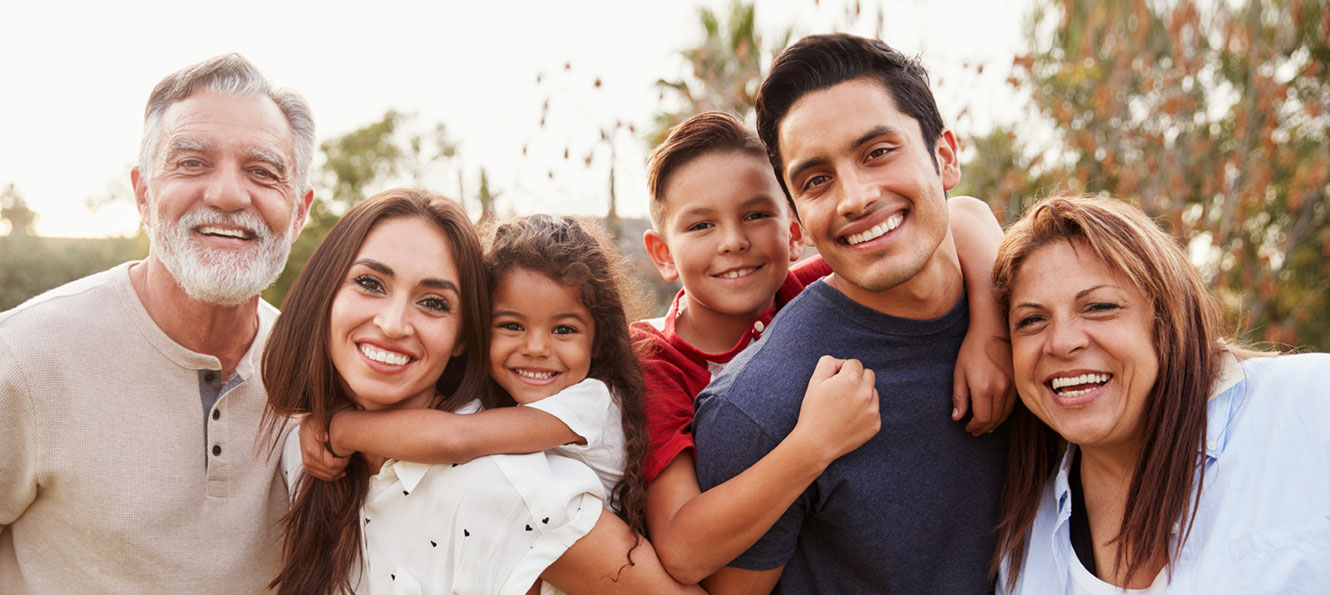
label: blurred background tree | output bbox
[2,183,148,310]
[5,0,1327,351]
[958,0,1330,349]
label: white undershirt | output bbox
[1069,553,1166,595]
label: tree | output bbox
[1,183,37,237]
[979,0,1330,349]
[649,1,792,146]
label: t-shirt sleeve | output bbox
[640,347,700,485]
[523,379,614,449]
[693,393,808,570]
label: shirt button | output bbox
[204,371,217,383]
[1206,440,1218,450]
[212,409,221,421]
[212,444,222,456]
[754,320,765,333]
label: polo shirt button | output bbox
[204,371,217,382]
[754,320,765,333]
[212,444,222,456]
[1206,440,1218,450]
[212,409,221,421]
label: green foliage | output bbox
[965,0,1330,350]
[0,234,148,311]
[648,0,792,147]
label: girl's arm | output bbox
[298,406,583,481]
[542,508,705,594]
[947,195,1016,435]
[332,406,583,464]
[646,356,880,585]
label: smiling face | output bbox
[776,77,959,310]
[646,150,803,323]
[134,91,310,306]
[1008,240,1159,455]
[328,216,466,411]
[488,267,595,405]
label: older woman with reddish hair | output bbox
[992,195,1330,593]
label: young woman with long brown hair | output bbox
[262,189,699,594]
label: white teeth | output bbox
[1051,373,1110,391]
[717,267,758,279]
[197,226,252,240]
[359,343,410,365]
[846,213,904,246]
[515,369,556,380]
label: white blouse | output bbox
[282,424,604,595]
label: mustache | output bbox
[176,208,276,242]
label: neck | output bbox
[1077,441,1162,588]
[673,294,773,354]
[828,233,964,319]
[129,257,260,380]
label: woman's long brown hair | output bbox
[483,214,653,565]
[990,195,1226,590]
[260,189,492,595]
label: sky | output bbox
[0,0,1033,238]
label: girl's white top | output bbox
[523,377,627,505]
[283,411,603,595]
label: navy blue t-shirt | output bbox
[694,280,1007,594]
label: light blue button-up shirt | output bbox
[1000,352,1330,594]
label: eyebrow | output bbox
[245,146,289,178]
[164,137,216,158]
[675,194,776,221]
[784,125,902,186]
[492,309,589,326]
[1011,284,1113,311]
[353,259,459,294]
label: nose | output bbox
[717,224,750,254]
[373,297,413,339]
[1044,316,1088,358]
[521,331,550,357]
[201,165,253,212]
[835,168,881,220]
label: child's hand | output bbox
[791,355,881,465]
[952,330,1016,436]
[299,413,350,481]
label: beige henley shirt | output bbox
[0,262,290,594]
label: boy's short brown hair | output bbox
[646,111,768,231]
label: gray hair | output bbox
[137,53,315,197]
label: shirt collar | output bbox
[1053,444,1076,520]
[1203,350,1246,462]
[385,460,432,493]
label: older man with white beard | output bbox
[0,54,314,594]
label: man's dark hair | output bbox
[755,34,945,201]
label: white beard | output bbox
[149,203,295,307]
